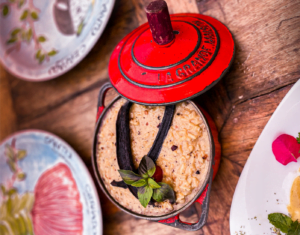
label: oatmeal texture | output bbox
[97,98,210,216]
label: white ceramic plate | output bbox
[230,80,300,235]
[0,0,115,81]
[0,130,102,234]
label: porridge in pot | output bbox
[97,98,211,216]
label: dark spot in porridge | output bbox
[157,123,161,128]
[196,170,200,174]
[158,116,161,120]
[101,147,104,150]
[146,122,148,126]
[165,165,167,167]
[177,113,180,116]
[171,145,178,151]
[202,154,208,160]
[138,131,140,135]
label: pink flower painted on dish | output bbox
[0,140,83,235]
[272,134,300,165]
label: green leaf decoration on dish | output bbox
[5,144,14,160]
[11,28,21,37]
[138,155,156,178]
[137,185,153,208]
[268,213,293,233]
[77,21,84,36]
[0,193,35,235]
[1,185,6,195]
[2,5,9,17]
[35,49,42,59]
[17,150,26,160]
[18,0,25,8]
[48,50,58,56]
[6,38,17,44]
[296,133,300,144]
[148,178,161,189]
[17,172,26,181]
[20,9,28,20]
[38,35,46,42]
[7,188,17,196]
[7,159,17,172]
[38,54,45,64]
[153,182,176,204]
[30,11,38,20]
[118,170,143,185]
[131,179,147,187]
[26,28,32,41]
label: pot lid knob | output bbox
[109,0,235,105]
[145,0,174,45]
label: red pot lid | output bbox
[109,1,235,105]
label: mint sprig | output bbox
[268,213,300,234]
[118,156,175,208]
[296,133,300,144]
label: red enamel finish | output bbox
[109,13,235,105]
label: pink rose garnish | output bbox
[272,134,300,165]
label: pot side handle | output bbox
[96,82,113,122]
[157,170,213,231]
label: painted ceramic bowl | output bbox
[0,130,102,235]
[0,0,115,81]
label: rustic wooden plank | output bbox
[18,80,118,163]
[0,65,17,141]
[9,0,141,122]
[221,84,293,166]
[197,0,300,104]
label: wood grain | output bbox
[0,0,300,234]
[0,65,17,141]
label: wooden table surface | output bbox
[0,0,299,234]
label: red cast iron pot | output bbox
[92,0,233,230]
[91,83,221,231]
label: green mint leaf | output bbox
[2,5,9,17]
[131,179,147,187]
[297,133,300,144]
[118,170,142,185]
[17,172,26,180]
[152,182,176,204]
[17,150,26,160]
[268,213,293,233]
[11,28,21,37]
[148,178,161,189]
[77,21,84,36]
[137,185,153,208]
[30,11,38,20]
[138,155,156,178]
[288,221,300,235]
[38,35,46,42]
[20,9,28,20]
[6,38,17,44]
[47,50,57,56]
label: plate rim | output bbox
[229,79,300,234]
